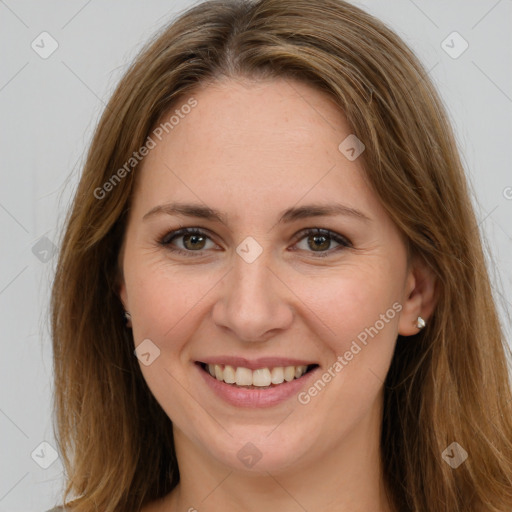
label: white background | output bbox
[0,0,511,510]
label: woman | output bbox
[49,0,512,510]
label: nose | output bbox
[211,250,294,343]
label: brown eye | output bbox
[181,232,207,250]
[293,228,352,257]
[159,226,351,258]
[160,228,216,254]
[307,232,330,251]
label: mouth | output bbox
[196,361,319,389]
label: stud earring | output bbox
[416,316,426,330]
[124,311,132,327]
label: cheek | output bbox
[126,258,220,353]
[290,264,402,418]
[128,250,404,361]
[126,262,221,424]
[292,262,403,354]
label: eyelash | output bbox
[158,226,352,258]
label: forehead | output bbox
[131,77,381,222]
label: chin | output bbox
[202,422,321,474]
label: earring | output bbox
[124,311,132,327]
[416,316,426,330]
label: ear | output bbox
[116,275,132,329]
[117,277,128,310]
[398,256,438,336]
[114,244,132,328]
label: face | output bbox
[118,77,421,475]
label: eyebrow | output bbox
[142,201,371,225]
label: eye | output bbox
[159,227,217,254]
[291,228,352,257]
[158,227,352,257]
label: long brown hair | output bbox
[50,0,512,510]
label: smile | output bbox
[195,360,320,407]
[199,362,317,388]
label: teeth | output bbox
[223,365,236,384]
[252,368,271,387]
[235,367,253,386]
[284,366,296,382]
[270,367,284,384]
[295,366,305,379]
[206,363,309,387]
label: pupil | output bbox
[186,234,204,249]
[310,234,329,251]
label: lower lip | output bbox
[196,363,320,408]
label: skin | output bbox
[118,77,437,512]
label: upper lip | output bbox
[197,356,318,370]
